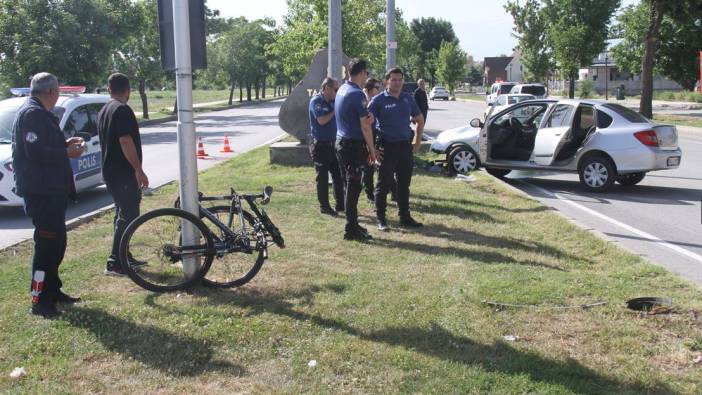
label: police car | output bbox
[0,87,110,207]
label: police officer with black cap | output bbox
[335,59,378,241]
[309,77,344,216]
[368,67,425,231]
[12,72,85,318]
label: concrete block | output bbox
[269,142,313,166]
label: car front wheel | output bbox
[448,146,479,175]
[579,155,616,192]
[617,172,646,186]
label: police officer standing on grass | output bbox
[362,77,382,203]
[368,67,425,231]
[12,72,84,318]
[335,59,378,241]
[309,77,344,216]
[97,73,149,276]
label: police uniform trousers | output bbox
[309,139,344,210]
[375,140,413,221]
[24,193,68,306]
[105,174,142,264]
[335,138,366,232]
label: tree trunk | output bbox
[139,79,149,120]
[228,80,235,106]
[568,71,576,99]
[246,83,252,101]
[255,78,260,100]
[239,81,243,102]
[639,0,664,119]
[261,77,266,99]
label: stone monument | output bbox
[270,48,350,166]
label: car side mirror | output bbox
[469,118,483,128]
[487,102,494,106]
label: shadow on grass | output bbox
[411,192,551,214]
[147,287,675,395]
[62,307,244,377]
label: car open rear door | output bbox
[532,103,575,166]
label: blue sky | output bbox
[207,0,639,60]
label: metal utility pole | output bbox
[173,0,199,278]
[386,0,396,71]
[604,53,609,101]
[328,0,343,79]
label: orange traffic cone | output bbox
[220,135,233,153]
[197,137,209,159]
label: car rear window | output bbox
[521,86,546,96]
[499,84,516,94]
[0,110,15,142]
[596,110,613,128]
[602,103,649,123]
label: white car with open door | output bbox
[0,88,109,207]
[474,99,682,192]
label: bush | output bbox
[578,80,593,98]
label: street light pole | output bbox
[328,0,342,79]
[172,0,199,277]
[386,0,396,70]
[605,53,609,101]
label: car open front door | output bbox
[478,104,497,165]
[532,103,575,166]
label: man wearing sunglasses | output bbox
[368,67,425,231]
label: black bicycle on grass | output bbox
[118,186,285,292]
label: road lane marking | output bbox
[518,180,702,265]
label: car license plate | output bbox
[667,156,680,166]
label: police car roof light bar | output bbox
[10,86,86,97]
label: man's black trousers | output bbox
[24,194,68,306]
[105,175,141,262]
[336,138,366,233]
[375,141,413,220]
[310,139,344,210]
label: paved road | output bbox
[426,99,702,285]
[0,99,286,249]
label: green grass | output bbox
[129,88,283,121]
[1,148,701,393]
[455,93,488,102]
[654,114,702,128]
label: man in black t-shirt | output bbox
[97,73,149,276]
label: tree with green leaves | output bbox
[543,0,620,98]
[113,0,161,119]
[0,0,131,91]
[410,17,458,82]
[612,0,702,117]
[505,0,553,82]
[436,41,466,96]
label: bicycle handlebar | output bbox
[195,186,274,204]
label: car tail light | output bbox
[634,130,659,147]
[3,161,12,172]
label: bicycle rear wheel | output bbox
[119,208,214,292]
[202,206,265,288]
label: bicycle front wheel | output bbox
[119,208,215,292]
[202,206,265,288]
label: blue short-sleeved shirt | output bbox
[308,93,336,141]
[368,90,421,142]
[335,81,369,140]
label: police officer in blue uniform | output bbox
[335,59,378,241]
[368,67,425,231]
[12,73,85,318]
[309,77,344,216]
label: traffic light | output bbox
[157,0,207,71]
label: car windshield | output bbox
[521,85,546,96]
[602,103,649,123]
[0,110,16,143]
[499,84,516,94]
